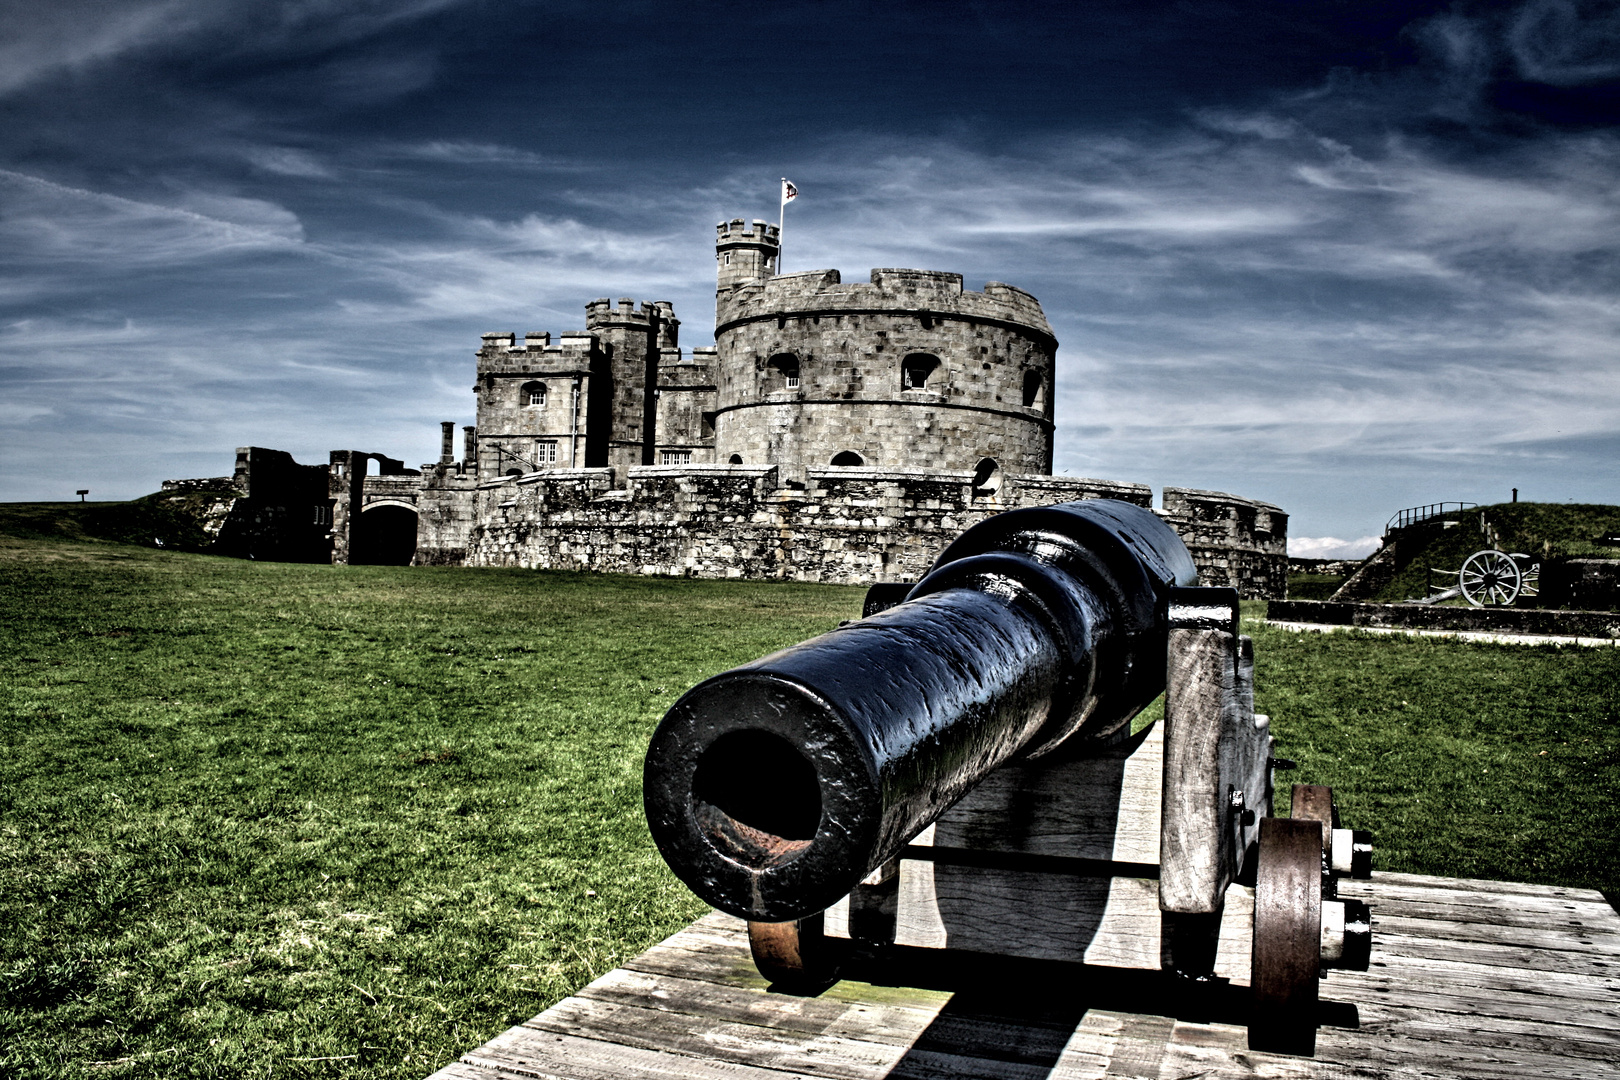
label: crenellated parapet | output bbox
[716,268,1054,344]
[585,297,680,349]
[716,218,781,289]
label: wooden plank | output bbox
[1347,872,1613,904]
[523,995,1123,1080]
[1157,1020,1353,1079]
[1337,953,1618,1005]
[1362,929,1620,982]
[576,967,939,1042]
[1161,628,1271,915]
[918,721,1164,864]
[1328,975,1620,1032]
[523,996,913,1079]
[424,1061,511,1080]
[1311,1026,1620,1080]
[1348,1001,1620,1059]
[1335,893,1620,936]
[1339,880,1620,928]
[462,1026,806,1080]
[878,862,1256,979]
[1370,912,1620,960]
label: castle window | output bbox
[661,450,693,465]
[728,454,743,465]
[972,457,1002,497]
[768,353,800,390]
[535,440,558,465]
[1022,369,1042,408]
[902,353,940,390]
[522,381,546,407]
[830,451,864,467]
[313,504,331,525]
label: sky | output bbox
[1,0,1616,557]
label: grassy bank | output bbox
[1,533,1616,1078]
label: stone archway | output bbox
[352,502,418,566]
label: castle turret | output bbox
[585,297,684,469]
[716,219,781,290]
[711,256,1058,484]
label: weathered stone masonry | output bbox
[444,464,1286,595]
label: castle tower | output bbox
[711,255,1057,484]
[585,298,681,471]
[716,219,780,290]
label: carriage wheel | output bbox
[747,912,841,989]
[1459,549,1521,608]
[1249,815,1322,1054]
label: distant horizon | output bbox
[3,1,1616,560]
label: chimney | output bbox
[463,425,477,465]
[439,422,455,464]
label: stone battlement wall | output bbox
[716,218,780,244]
[584,297,679,340]
[717,267,1056,341]
[448,465,1283,595]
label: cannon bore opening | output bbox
[691,730,821,869]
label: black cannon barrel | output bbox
[643,499,1198,921]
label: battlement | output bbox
[715,218,781,246]
[869,268,964,294]
[478,331,594,353]
[714,266,1055,340]
[477,331,600,374]
[585,297,678,329]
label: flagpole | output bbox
[778,177,786,274]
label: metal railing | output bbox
[1385,502,1476,535]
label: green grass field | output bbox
[2,514,1617,1079]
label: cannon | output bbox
[644,499,1371,1053]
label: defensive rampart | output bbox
[457,466,1285,595]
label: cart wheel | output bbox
[748,912,841,989]
[1250,816,1322,1055]
[1460,549,1521,607]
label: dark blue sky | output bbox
[2,0,1617,553]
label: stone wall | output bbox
[415,461,482,565]
[1540,559,1620,611]
[201,447,332,562]
[1157,487,1288,599]
[454,464,1284,594]
[161,476,240,495]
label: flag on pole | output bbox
[781,178,798,205]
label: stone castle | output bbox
[167,217,1289,597]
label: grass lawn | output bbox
[2,526,1617,1078]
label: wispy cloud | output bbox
[0,0,468,96]
[0,170,306,268]
[1289,536,1381,560]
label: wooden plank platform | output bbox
[426,872,1620,1080]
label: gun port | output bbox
[691,730,821,869]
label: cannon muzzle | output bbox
[643,499,1197,921]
